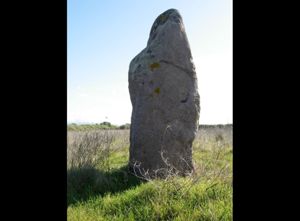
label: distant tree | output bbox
[100,121,111,126]
[119,123,130,129]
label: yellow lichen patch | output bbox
[160,14,167,22]
[154,87,160,94]
[149,62,160,71]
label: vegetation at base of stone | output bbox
[67,122,131,131]
[67,126,232,221]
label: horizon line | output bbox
[67,122,233,126]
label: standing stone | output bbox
[128,9,200,177]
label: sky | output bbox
[67,0,232,125]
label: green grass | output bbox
[68,180,231,221]
[67,127,232,221]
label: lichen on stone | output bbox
[154,87,160,94]
[160,14,167,22]
[149,62,160,71]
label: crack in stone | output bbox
[160,59,195,76]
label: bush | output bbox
[119,123,130,130]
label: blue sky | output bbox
[67,0,232,125]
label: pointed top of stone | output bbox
[149,9,182,33]
[143,8,195,76]
[148,9,184,45]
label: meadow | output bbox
[67,125,232,221]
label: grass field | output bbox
[67,125,232,221]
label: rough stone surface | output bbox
[128,9,200,177]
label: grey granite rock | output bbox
[128,9,200,177]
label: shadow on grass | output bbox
[67,165,144,206]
